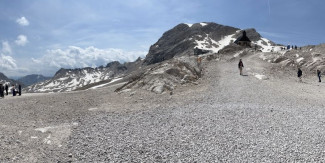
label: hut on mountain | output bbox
[234,31,251,47]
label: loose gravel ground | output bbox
[1,53,325,162]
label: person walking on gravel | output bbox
[12,85,16,96]
[297,68,302,82]
[18,84,22,96]
[5,84,8,96]
[317,69,321,82]
[238,59,244,75]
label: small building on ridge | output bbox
[234,31,251,47]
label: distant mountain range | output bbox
[24,58,143,93]
[17,74,51,86]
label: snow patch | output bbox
[200,23,208,26]
[195,32,238,53]
[254,74,268,80]
[184,23,193,27]
[35,126,53,133]
[253,38,282,52]
[90,77,123,89]
[88,107,98,111]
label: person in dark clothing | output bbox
[297,68,302,82]
[12,85,16,96]
[18,84,22,96]
[238,59,244,75]
[5,84,8,95]
[295,45,297,50]
[0,84,4,98]
[317,69,321,82]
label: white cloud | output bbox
[0,41,29,76]
[15,35,28,46]
[0,54,17,70]
[16,16,29,26]
[32,46,146,70]
[1,41,12,55]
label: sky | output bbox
[1,0,325,77]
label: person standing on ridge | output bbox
[297,68,303,82]
[18,84,22,96]
[317,69,321,82]
[5,84,8,95]
[238,59,244,75]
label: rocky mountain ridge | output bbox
[24,58,143,93]
[26,22,281,93]
[143,22,278,65]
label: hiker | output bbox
[197,56,202,64]
[317,69,321,82]
[238,59,244,75]
[0,84,4,98]
[297,68,302,82]
[5,84,8,95]
[12,85,16,96]
[18,84,22,96]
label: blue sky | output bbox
[1,0,325,77]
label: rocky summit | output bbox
[143,22,276,65]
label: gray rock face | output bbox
[116,56,202,94]
[143,23,240,65]
[17,74,51,86]
[266,43,325,75]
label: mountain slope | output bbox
[25,58,143,93]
